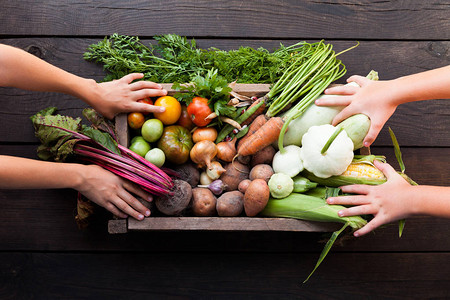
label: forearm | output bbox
[390,65,450,106]
[0,44,98,102]
[0,155,83,190]
[407,185,450,218]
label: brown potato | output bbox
[249,164,274,183]
[220,161,249,191]
[244,179,270,217]
[191,188,216,216]
[216,191,244,217]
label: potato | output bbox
[216,191,244,217]
[244,179,270,217]
[191,188,216,216]
[249,164,274,183]
[250,145,276,167]
[220,161,249,191]
[238,179,251,194]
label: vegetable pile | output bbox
[31,34,418,282]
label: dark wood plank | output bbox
[1,252,450,299]
[0,38,449,146]
[1,1,449,40]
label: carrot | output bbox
[240,96,267,126]
[237,114,268,152]
[237,117,284,157]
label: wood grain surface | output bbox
[0,0,449,298]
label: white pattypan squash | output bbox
[300,124,354,178]
[272,145,304,177]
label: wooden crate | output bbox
[108,83,341,234]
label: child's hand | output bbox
[326,160,413,237]
[315,75,399,147]
[88,73,168,119]
[74,164,152,220]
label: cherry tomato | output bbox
[137,98,154,115]
[176,104,195,130]
[127,112,145,129]
[153,96,182,125]
[187,97,213,127]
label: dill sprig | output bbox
[84,33,310,84]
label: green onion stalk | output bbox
[264,41,359,153]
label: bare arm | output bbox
[0,155,152,220]
[327,160,450,237]
[315,65,450,146]
[0,44,167,119]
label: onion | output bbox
[216,138,237,162]
[200,171,213,185]
[190,140,218,169]
[198,179,227,196]
[206,161,226,180]
[192,127,218,143]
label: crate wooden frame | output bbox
[108,84,347,234]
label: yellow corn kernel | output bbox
[341,163,386,179]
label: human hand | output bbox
[74,164,153,220]
[326,160,413,237]
[315,75,399,147]
[87,73,168,119]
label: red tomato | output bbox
[127,112,145,129]
[186,97,213,127]
[176,105,195,130]
[137,98,154,115]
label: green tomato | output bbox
[144,148,166,168]
[129,137,151,157]
[141,118,164,143]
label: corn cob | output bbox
[341,162,386,179]
[260,192,366,229]
[302,156,387,187]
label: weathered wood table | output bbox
[1,1,449,298]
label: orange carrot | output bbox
[241,97,267,126]
[237,114,268,152]
[237,117,284,157]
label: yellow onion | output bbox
[190,140,218,169]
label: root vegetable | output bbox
[250,145,276,167]
[244,179,270,217]
[198,179,227,196]
[171,162,200,187]
[155,179,192,216]
[190,140,218,169]
[237,117,284,158]
[220,161,249,191]
[192,127,218,143]
[238,179,251,194]
[191,187,217,216]
[216,138,237,162]
[249,164,274,183]
[237,114,268,152]
[200,171,214,185]
[216,191,244,217]
[206,161,226,180]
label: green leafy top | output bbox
[173,69,236,120]
[84,33,309,84]
[30,107,120,162]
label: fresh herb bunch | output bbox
[173,69,235,119]
[84,33,310,84]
